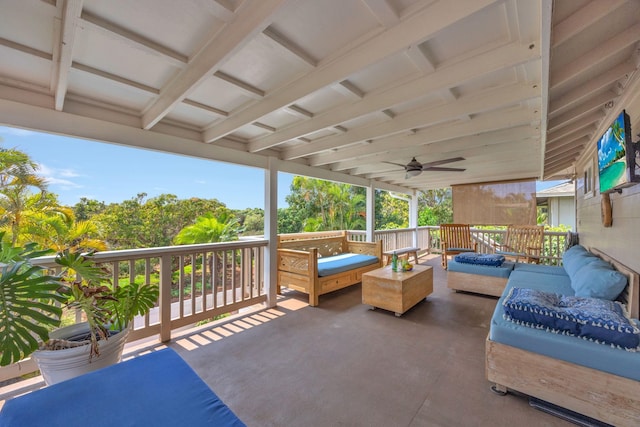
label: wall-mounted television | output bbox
[597,109,639,194]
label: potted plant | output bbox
[0,234,159,384]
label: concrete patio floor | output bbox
[2,254,575,426]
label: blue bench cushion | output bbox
[454,252,505,267]
[317,253,378,277]
[513,263,567,276]
[0,348,246,426]
[571,260,627,301]
[448,260,514,278]
[503,287,640,351]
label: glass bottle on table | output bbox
[391,251,398,271]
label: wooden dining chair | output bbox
[440,224,477,269]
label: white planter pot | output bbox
[33,322,130,385]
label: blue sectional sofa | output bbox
[485,245,640,427]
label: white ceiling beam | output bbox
[549,61,637,116]
[182,99,228,118]
[332,80,365,100]
[284,83,539,159]
[0,98,269,169]
[551,23,640,89]
[195,0,236,22]
[80,11,188,68]
[71,62,159,94]
[261,27,317,67]
[547,115,598,144]
[547,91,614,132]
[546,126,595,151]
[285,105,313,119]
[54,0,83,111]
[404,44,435,73]
[248,41,538,152]
[252,122,276,132]
[203,0,498,142]
[361,0,399,27]
[317,107,536,167]
[214,71,265,99]
[141,0,290,130]
[552,0,627,48]
[0,38,52,60]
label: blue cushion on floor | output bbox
[503,287,640,351]
[317,253,378,277]
[454,252,505,267]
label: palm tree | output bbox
[0,147,48,245]
[173,212,243,245]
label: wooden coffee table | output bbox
[362,264,433,316]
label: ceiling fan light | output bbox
[406,169,422,178]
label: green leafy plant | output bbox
[0,235,159,366]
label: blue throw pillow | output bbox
[503,287,640,351]
[571,262,627,300]
[562,246,597,276]
[454,253,505,267]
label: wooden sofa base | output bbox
[486,338,640,427]
[447,271,506,297]
[278,263,381,306]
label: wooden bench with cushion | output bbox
[277,231,382,306]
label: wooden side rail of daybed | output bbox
[276,231,382,306]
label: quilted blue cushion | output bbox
[454,252,505,267]
[571,262,627,300]
[502,287,640,350]
[316,253,378,277]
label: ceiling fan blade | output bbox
[422,167,466,172]
[420,156,465,168]
[381,161,408,168]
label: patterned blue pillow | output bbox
[503,287,640,351]
[454,253,505,267]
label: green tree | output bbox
[0,147,48,244]
[92,193,230,249]
[418,188,453,226]
[285,177,366,232]
[174,212,243,244]
[375,191,408,230]
[235,208,264,236]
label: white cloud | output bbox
[195,179,207,184]
[37,163,82,188]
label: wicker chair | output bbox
[440,224,477,269]
[494,225,544,264]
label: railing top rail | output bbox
[31,239,268,267]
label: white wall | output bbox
[549,196,575,230]
[575,89,640,273]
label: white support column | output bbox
[366,183,375,242]
[409,191,419,248]
[264,157,279,308]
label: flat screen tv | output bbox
[597,110,639,193]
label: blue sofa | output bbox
[485,245,640,427]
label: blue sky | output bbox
[1,126,563,208]
[0,126,294,210]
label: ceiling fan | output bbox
[384,157,466,179]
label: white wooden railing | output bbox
[0,240,268,383]
[349,226,568,266]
